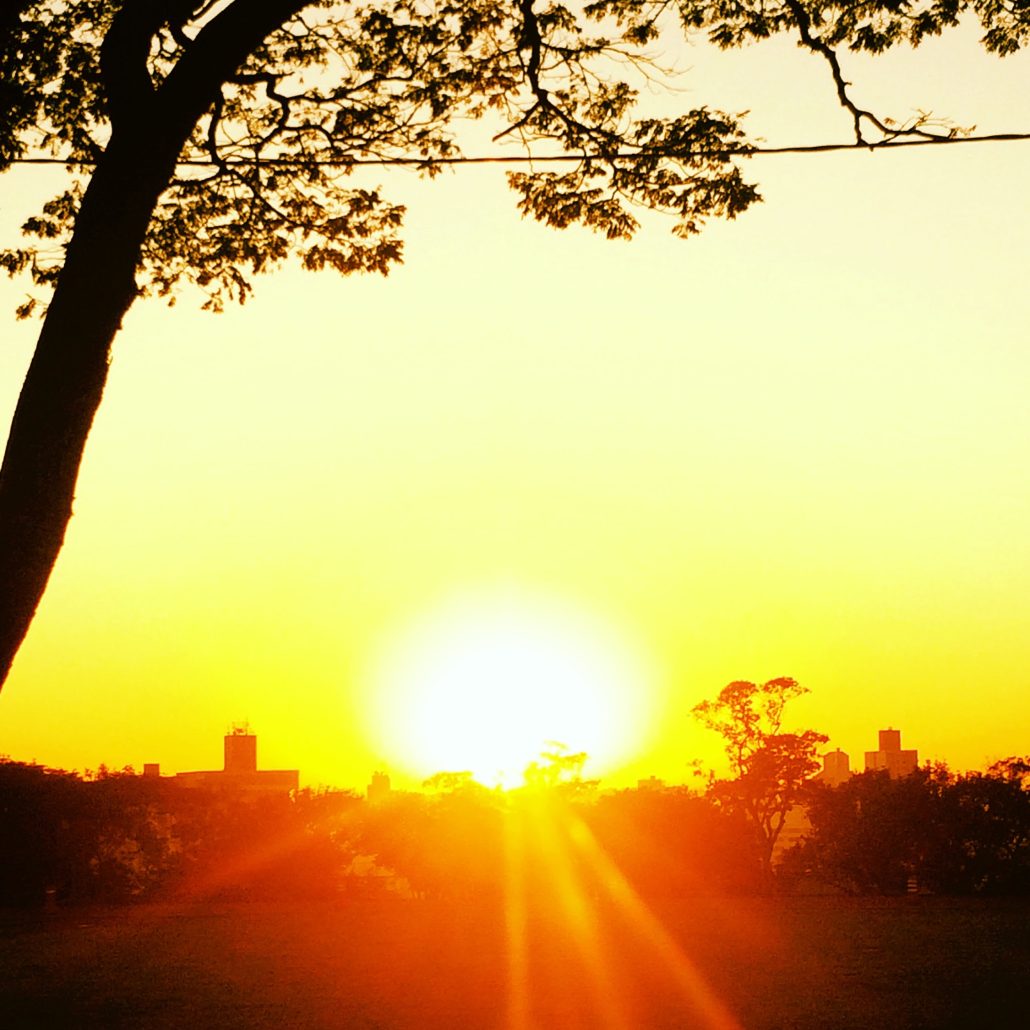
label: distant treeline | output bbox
[789,759,1030,895]
[1,759,1028,908]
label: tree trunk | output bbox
[0,0,312,690]
[0,128,181,687]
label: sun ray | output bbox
[538,817,633,1030]
[503,805,531,1030]
[509,796,635,1030]
[565,814,745,1030]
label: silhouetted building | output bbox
[147,725,299,796]
[637,776,665,791]
[816,748,851,787]
[864,728,918,778]
[223,729,257,774]
[367,770,391,803]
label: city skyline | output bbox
[72,721,936,796]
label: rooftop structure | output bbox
[637,776,666,791]
[864,727,918,779]
[367,770,391,804]
[145,725,299,797]
[816,748,852,787]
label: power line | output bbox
[7,131,1030,169]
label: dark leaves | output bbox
[7,1,1011,317]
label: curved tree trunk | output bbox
[0,130,181,686]
[0,0,309,690]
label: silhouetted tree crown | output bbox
[792,761,1030,895]
[3,753,1029,906]
[694,677,827,884]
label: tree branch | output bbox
[784,0,956,145]
[156,0,313,142]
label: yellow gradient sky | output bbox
[2,24,1029,789]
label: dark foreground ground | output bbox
[1,894,1028,1029]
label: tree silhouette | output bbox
[0,1,760,689]
[2,2,1026,688]
[422,771,481,795]
[795,763,1030,894]
[694,677,827,885]
[522,742,596,796]
[584,783,762,896]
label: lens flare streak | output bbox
[503,797,743,1030]
[504,810,531,1030]
[533,806,634,1030]
[567,815,745,1030]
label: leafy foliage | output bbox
[359,785,506,899]
[584,783,763,894]
[0,1,1025,695]
[522,742,597,794]
[694,677,828,881]
[0,0,765,316]
[670,0,1029,142]
[4,754,1030,907]
[675,0,1030,55]
[793,761,1030,894]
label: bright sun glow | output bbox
[363,588,656,786]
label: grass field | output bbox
[2,895,1028,1029]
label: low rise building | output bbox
[367,770,391,803]
[816,747,852,787]
[145,725,299,797]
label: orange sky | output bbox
[1,23,1029,790]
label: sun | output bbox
[362,587,656,786]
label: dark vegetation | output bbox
[789,757,1030,895]
[693,677,828,884]
[2,754,1029,910]
[4,686,1029,1025]
[0,759,758,906]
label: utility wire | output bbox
[7,131,1030,168]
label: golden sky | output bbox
[1,24,1029,789]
